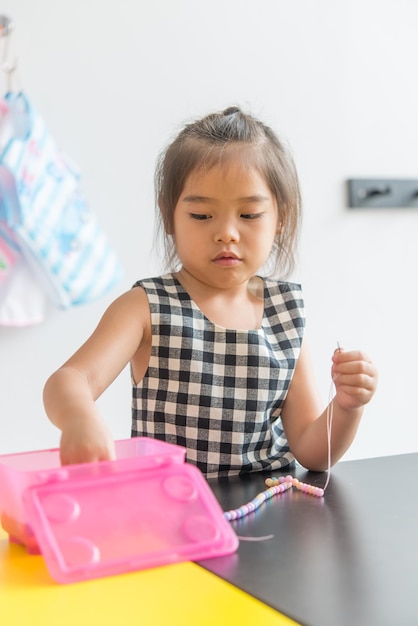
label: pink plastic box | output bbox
[0,438,185,553]
[0,438,238,583]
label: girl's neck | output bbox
[174,269,264,330]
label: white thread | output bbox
[237,534,274,541]
[322,344,339,492]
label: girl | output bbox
[43,106,378,477]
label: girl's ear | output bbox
[278,209,287,233]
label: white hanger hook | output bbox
[0,15,18,91]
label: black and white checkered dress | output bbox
[131,274,305,477]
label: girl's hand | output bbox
[59,416,116,466]
[331,349,378,411]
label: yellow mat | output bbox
[0,531,298,626]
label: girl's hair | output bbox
[154,106,302,278]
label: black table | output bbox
[199,453,418,626]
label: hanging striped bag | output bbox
[0,92,122,309]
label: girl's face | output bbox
[172,160,281,290]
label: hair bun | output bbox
[223,106,241,116]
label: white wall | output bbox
[1,0,417,459]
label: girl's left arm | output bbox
[281,341,378,471]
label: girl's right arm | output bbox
[43,287,150,465]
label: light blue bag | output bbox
[0,92,122,309]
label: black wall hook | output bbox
[357,185,391,200]
[348,179,418,208]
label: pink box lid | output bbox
[22,461,238,584]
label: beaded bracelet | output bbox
[224,475,324,522]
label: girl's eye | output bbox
[190,213,211,220]
[241,213,263,220]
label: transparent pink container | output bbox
[0,438,238,583]
[0,438,185,553]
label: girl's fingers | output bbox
[332,349,372,364]
[333,362,376,380]
[334,371,375,388]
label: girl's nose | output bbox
[215,219,240,243]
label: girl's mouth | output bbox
[213,252,241,266]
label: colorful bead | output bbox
[290,477,324,498]
[223,480,293,521]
